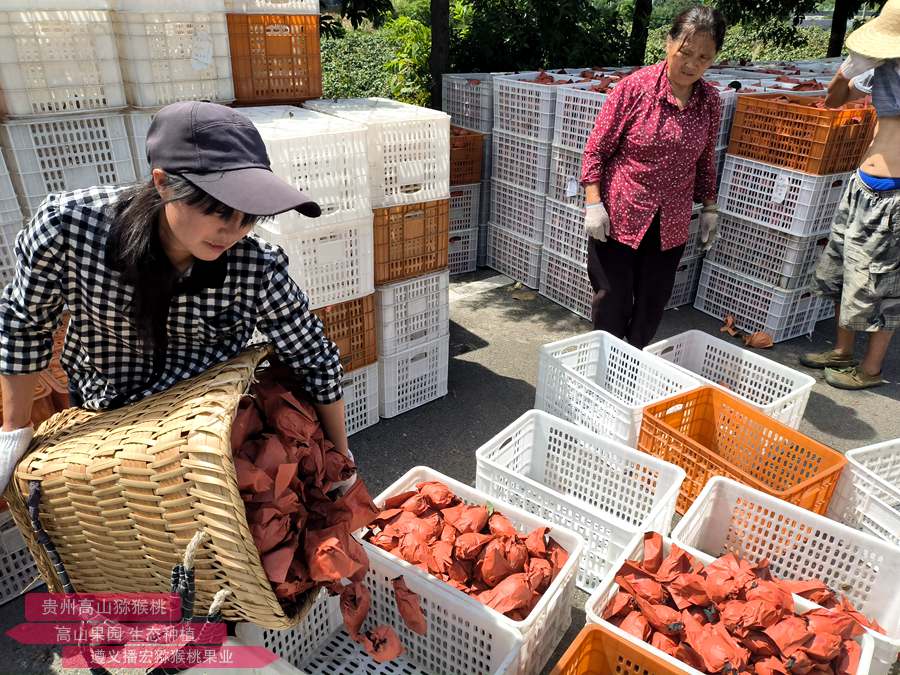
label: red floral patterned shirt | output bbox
[580,61,721,251]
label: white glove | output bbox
[584,203,611,242]
[700,209,718,251]
[330,448,357,496]
[0,426,33,495]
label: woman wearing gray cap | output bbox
[0,101,351,492]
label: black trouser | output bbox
[587,212,685,349]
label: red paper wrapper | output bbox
[667,572,710,610]
[361,625,404,663]
[764,616,813,657]
[392,576,427,636]
[804,608,865,640]
[415,481,458,509]
[643,532,663,574]
[476,573,534,615]
[440,504,489,534]
[339,582,370,639]
[619,610,652,642]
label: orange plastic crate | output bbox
[316,294,377,373]
[374,199,449,284]
[727,93,875,174]
[639,386,845,515]
[550,624,687,675]
[450,126,484,185]
[227,13,322,104]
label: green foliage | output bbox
[393,0,430,23]
[339,0,394,28]
[451,0,630,72]
[645,23,830,64]
[649,0,703,29]
[320,29,394,99]
[384,16,433,106]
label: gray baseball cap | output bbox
[145,101,321,218]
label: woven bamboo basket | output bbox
[3,346,317,629]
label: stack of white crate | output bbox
[441,73,494,267]
[0,0,135,272]
[239,106,380,436]
[488,72,583,288]
[696,154,851,341]
[305,98,451,419]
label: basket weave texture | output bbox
[4,346,316,629]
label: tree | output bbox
[827,0,886,57]
[629,0,653,65]
[334,0,394,28]
[430,0,450,109]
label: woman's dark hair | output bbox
[106,172,265,377]
[669,6,727,53]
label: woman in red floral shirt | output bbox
[581,6,726,348]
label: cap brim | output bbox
[181,167,321,218]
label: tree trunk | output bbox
[629,0,653,66]
[828,0,852,58]
[430,0,450,110]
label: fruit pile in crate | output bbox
[238,467,585,675]
[303,98,451,419]
[585,529,879,675]
[696,93,877,341]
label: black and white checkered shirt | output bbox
[0,186,343,411]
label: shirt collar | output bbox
[177,253,227,294]
[657,61,703,110]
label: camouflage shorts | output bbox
[813,173,900,331]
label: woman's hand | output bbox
[584,203,611,242]
[700,204,719,251]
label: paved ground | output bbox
[2,269,898,674]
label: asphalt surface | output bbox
[1,269,897,674]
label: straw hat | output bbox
[845,0,900,59]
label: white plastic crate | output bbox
[682,206,703,259]
[493,71,582,143]
[343,362,379,437]
[491,129,552,194]
[0,220,22,273]
[304,98,450,209]
[477,223,488,267]
[236,540,523,675]
[673,477,900,675]
[449,182,480,231]
[708,212,828,289]
[257,214,374,311]
[224,0,319,12]
[585,530,877,675]
[717,154,851,236]
[442,73,494,134]
[113,1,234,108]
[0,7,126,117]
[486,223,542,289]
[479,178,491,224]
[715,87,738,147]
[694,260,819,343]
[535,331,701,448]
[490,178,545,243]
[370,466,583,675]
[476,410,684,592]
[828,440,900,548]
[1,113,136,218]
[664,254,703,309]
[378,334,448,418]
[715,143,727,186]
[543,198,586,266]
[552,82,609,153]
[538,251,592,321]
[449,226,478,276]
[0,519,40,606]
[547,146,584,209]
[375,269,449,357]
[817,295,836,321]
[248,109,371,230]
[124,108,154,180]
[645,329,815,429]
[0,151,21,227]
